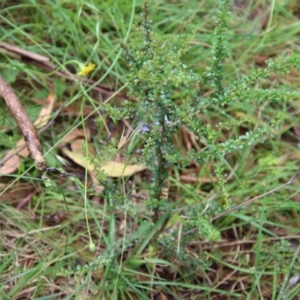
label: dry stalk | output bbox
[183,167,300,236]
[0,75,46,170]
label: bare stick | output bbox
[183,167,300,236]
[0,42,49,62]
[0,75,46,170]
[0,42,124,97]
[0,103,65,168]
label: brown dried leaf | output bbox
[63,139,102,188]
[34,93,55,128]
[101,161,147,177]
[0,182,36,204]
[253,55,268,67]
[0,150,21,174]
[69,138,93,154]
[16,138,30,157]
[62,146,147,178]
[59,129,90,146]
[294,126,300,139]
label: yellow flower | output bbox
[78,62,96,76]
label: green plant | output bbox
[105,0,300,246]
[2,0,300,298]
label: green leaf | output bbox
[2,68,20,83]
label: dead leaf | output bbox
[0,150,21,174]
[0,182,36,204]
[294,126,300,139]
[59,129,91,146]
[253,55,268,67]
[69,138,93,154]
[16,138,30,157]
[16,191,36,209]
[61,147,147,178]
[34,93,55,128]
[100,161,147,177]
[63,139,101,187]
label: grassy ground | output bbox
[1,0,300,299]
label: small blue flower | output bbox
[138,123,150,133]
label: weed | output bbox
[107,0,300,241]
[2,0,300,299]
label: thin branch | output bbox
[0,102,66,168]
[211,167,300,221]
[0,41,126,98]
[183,167,300,236]
[0,75,46,170]
[0,42,49,62]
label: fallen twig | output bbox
[0,41,126,98]
[0,41,49,62]
[0,99,63,170]
[183,167,300,236]
[0,75,46,170]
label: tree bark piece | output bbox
[0,75,46,171]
